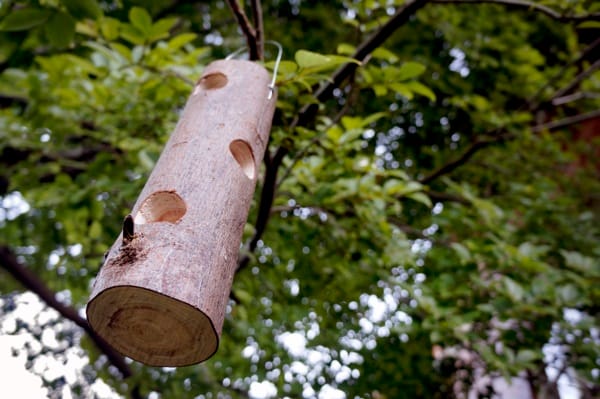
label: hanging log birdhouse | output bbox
[86,55,278,367]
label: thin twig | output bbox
[275,135,320,190]
[420,30,600,185]
[550,59,600,102]
[237,146,287,272]
[426,190,471,205]
[532,109,600,133]
[528,37,600,109]
[552,91,600,106]
[432,0,600,22]
[277,75,360,188]
[420,107,600,184]
[140,65,195,86]
[0,246,134,381]
[225,0,259,60]
[250,0,264,60]
[419,134,512,184]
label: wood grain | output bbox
[87,60,277,366]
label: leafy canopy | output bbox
[0,0,599,398]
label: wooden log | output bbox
[86,59,277,366]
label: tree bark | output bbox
[87,60,276,367]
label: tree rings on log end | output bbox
[87,286,218,366]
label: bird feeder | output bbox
[86,54,278,366]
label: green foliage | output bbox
[0,7,51,31]
[62,0,103,20]
[0,1,599,398]
[45,11,76,48]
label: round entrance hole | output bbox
[229,139,255,180]
[134,191,187,224]
[193,72,228,95]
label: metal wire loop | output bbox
[226,40,282,100]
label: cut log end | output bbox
[87,286,218,367]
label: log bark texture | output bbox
[87,60,277,366]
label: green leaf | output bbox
[167,33,197,50]
[470,95,490,111]
[396,61,426,81]
[516,349,540,364]
[0,8,51,31]
[518,242,549,259]
[75,20,98,37]
[362,112,387,126]
[0,33,18,63]
[131,45,144,63]
[385,180,424,197]
[372,47,399,63]
[577,21,600,29]
[85,41,128,65]
[45,12,76,48]
[561,250,600,277]
[272,60,297,76]
[337,43,355,55]
[471,197,503,225]
[89,220,102,239]
[62,0,102,19]
[558,284,579,305]
[233,289,253,304]
[373,84,388,96]
[295,50,331,68]
[384,179,407,196]
[326,125,343,143]
[405,81,436,101]
[110,42,132,61]
[341,116,363,130]
[407,192,432,208]
[100,17,120,41]
[295,49,359,70]
[119,24,145,45]
[389,82,414,99]
[148,17,177,42]
[450,243,471,264]
[154,85,174,102]
[503,276,524,302]
[138,150,156,171]
[339,129,364,145]
[418,296,439,318]
[129,7,152,35]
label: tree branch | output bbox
[250,0,264,60]
[528,37,600,110]
[419,134,512,184]
[236,0,431,273]
[420,108,600,184]
[236,146,286,272]
[432,0,600,22]
[550,59,600,102]
[298,0,431,126]
[225,0,259,60]
[0,245,134,381]
[426,190,471,205]
[277,73,361,188]
[552,91,600,106]
[532,109,600,133]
